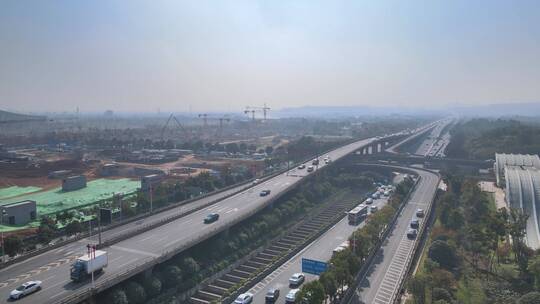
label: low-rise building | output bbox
[141,174,164,192]
[62,175,87,192]
[0,200,37,225]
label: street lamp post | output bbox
[286,149,289,175]
[0,210,6,262]
[150,185,153,213]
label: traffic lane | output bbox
[0,140,324,285]
[0,181,249,283]
[249,197,391,304]
[89,183,247,241]
[1,245,155,304]
[115,176,300,254]
[357,171,438,304]
[250,217,357,304]
[0,138,374,303]
[0,179,299,301]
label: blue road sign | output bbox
[302,258,328,275]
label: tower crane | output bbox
[243,109,256,121]
[198,113,209,127]
[197,114,231,139]
[245,103,271,121]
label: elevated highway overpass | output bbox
[0,134,405,304]
[385,119,448,154]
[0,122,436,304]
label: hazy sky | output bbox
[1,1,540,113]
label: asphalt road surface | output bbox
[352,169,439,304]
[0,138,377,304]
[415,119,453,157]
[247,196,390,304]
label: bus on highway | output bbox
[348,204,368,225]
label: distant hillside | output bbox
[446,118,540,159]
[0,110,46,123]
[275,102,540,118]
[449,102,540,117]
[275,106,444,118]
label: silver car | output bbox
[10,280,42,300]
[234,293,253,304]
[289,273,305,286]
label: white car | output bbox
[10,280,42,300]
[289,273,305,286]
[285,289,300,303]
[234,292,253,304]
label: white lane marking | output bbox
[110,245,159,258]
[63,250,74,256]
[109,256,124,264]
[152,236,168,244]
[226,208,239,214]
[50,290,69,299]
[217,206,230,212]
[42,274,57,281]
[139,235,153,242]
[43,279,70,291]
[116,258,138,270]
[165,240,180,248]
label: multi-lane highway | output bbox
[414,118,454,157]
[385,121,442,154]
[247,195,391,304]
[0,137,380,304]
[351,169,440,304]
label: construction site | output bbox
[0,106,315,235]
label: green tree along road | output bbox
[446,118,540,159]
[97,163,383,304]
[296,280,326,304]
[407,174,540,304]
[294,175,416,302]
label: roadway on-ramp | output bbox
[351,168,440,304]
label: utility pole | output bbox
[89,217,92,237]
[0,210,6,262]
[286,149,290,176]
[98,211,102,246]
[150,185,154,213]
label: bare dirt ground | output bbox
[479,181,507,210]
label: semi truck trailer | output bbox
[70,250,108,282]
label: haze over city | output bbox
[2,2,540,304]
[2,0,540,113]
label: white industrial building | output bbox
[495,153,540,187]
[504,166,540,249]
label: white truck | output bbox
[70,250,108,282]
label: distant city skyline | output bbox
[1,1,540,112]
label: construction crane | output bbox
[245,103,271,121]
[160,113,189,141]
[243,109,256,121]
[198,113,209,127]
[198,114,231,139]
